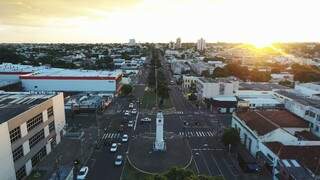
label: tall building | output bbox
[128,39,136,46]
[168,41,175,49]
[0,92,65,180]
[176,37,182,49]
[197,38,206,51]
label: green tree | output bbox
[121,84,133,96]
[201,70,210,77]
[212,67,230,78]
[221,128,240,151]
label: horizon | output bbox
[1,0,320,44]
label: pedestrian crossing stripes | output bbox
[102,133,121,140]
[178,130,215,137]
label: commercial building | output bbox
[182,75,199,89]
[197,38,206,51]
[294,82,320,99]
[0,63,123,95]
[170,61,190,75]
[196,77,239,99]
[0,92,65,180]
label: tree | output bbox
[221,128,240,151]
[153,167,222,180]
[121,84,133,96]
[212,67,230,78]
[201,70,210,77]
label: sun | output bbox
[249,40,273,48]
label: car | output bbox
[129,103,134,108]
[122,134,128,142]
[170,80,174,85]
[128,120,133,127]
[124,110,130,116]
[110,143,117,152]
[77,166,89,180]
[131,109,137,114]
[141,117,151,122]
[118,124,124,132]
[114,155,123,166]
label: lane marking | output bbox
[199,151,212,176]
[211,154,224,178]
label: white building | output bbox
[0,63,46,81]
[274,90,320,137]
[189,61,215,76]
[270,73,294,83]
[128,39,136,46]
[196,77,239,99]
[232,110,320,179]
[0,92,65,180]
[176,38,182,49]
[237,90,283,109]
[294,82,320,99]
[197,38,206,51]
[170,61,190,75]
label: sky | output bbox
[0,0,320,43]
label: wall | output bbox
[52,93,66,143]
[21,79,116,92]
[0,123,17,180]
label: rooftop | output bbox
[26,68,122,78]
[265,142,320,175]
[275,90,320,108]
[199,77,237,83]
[0,63,47,73]
[239,82,289,91]
[236,110,308,136]
[279,159,314,180]
[0,92,55,123]
[0,79,20,88]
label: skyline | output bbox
[1,0,320,43]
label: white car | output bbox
[110,143,117,152]
[128,120,133,127]
[77,166,89,180]
[129,103,134,108]
[141,117,151,122]
[114,155,123,166]
[131,109,137,114]
[124,110,130,116]
[122,134,128,142]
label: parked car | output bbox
[110,143,117,152]
[131,109,137,114]
[77,166,89,180]
[122,134,128,142]
[114,155,123,166]
[128,120,133,127]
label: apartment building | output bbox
[0,92,65,180]
[196,77,239,99]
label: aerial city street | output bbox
[1,1,320,180]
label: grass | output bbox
[141,90,172,110]
[122,160,154,180]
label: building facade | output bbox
[0,92,65,180]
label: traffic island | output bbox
[128,133,192,174]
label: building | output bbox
[197,38,206,51]
[168,41,175,49]
[270,73,294,83]
[128,39,136,46]
[0,63,46,81]
[170,61,190,75]
[0,92,65,180]
[182,75,199,89]
[294,82,320,99]
[232,110,320,179]
[237,91,283,109]
[176,38,181,49]
[189,61,215,76]
[196,77,239,99]
[239,82,289,91]
[274,90,320,137]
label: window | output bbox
[29,129,45,148]
[31,146,47,167]
[317,115,320,121]
[12,145,24,162]
[10,127,21,143]
[47,107,54,117]
[49,121,55,132]
[316,126,319,132]
[16,165,26,180]
[50,137,56,149]
[27,113,43,132]
[219,83,225,95]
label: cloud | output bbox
[0,0,142,26]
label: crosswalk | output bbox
[178,130,216,137]
[102,133,121,140]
